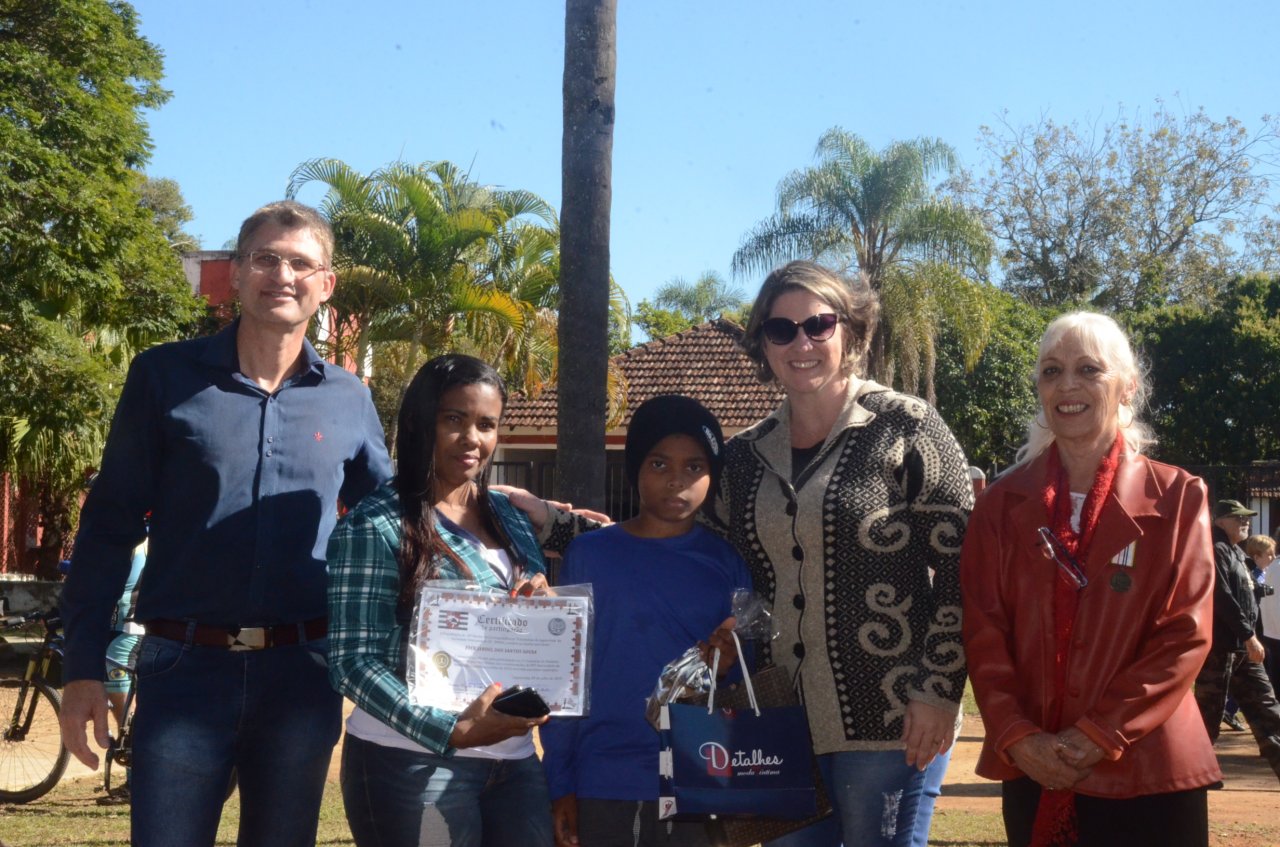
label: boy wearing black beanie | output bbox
[540,395,752,847]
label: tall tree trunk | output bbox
[34,476,74,581]
[867,323,891,384]
[556,0,616,511]
[923,334,937,408]
[14,476,39,575]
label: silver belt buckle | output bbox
[227,627,267,651]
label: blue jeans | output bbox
[130,635,342,847]
[764,749,949,847]
[577,798,710,846]
[914,747,949,847]
[341,733,554,847]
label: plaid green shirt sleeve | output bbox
[326,485,459,754]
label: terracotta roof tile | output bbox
[504,319,783,429]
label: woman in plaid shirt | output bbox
[327,354,566,847]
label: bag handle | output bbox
[707,631,759,716]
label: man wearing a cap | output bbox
[1192,499,1280,781]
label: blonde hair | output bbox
[1245,534,1276,559]
[235,200,335,265]
[740,261,880,382]
[1014,312,1154,465]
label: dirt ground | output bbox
[936,713,1280,846]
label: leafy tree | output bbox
[633,271,746,340]
[605,284,632,357]
[719,303,751,327]
[934,290,1048,471]
[974,105,1280,310]
[1127,273,1280,465]
[633,302,694,342]
[557,0,616,510]
[0,0,203,574]
[732,128,993,384]
[138,175,199,250]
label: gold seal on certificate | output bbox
[406,585,593,716]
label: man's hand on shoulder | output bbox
[59,679,111,770]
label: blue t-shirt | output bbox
[540,523,752,801]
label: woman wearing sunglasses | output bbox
[960,313,1219,847]
[708,260,974,847]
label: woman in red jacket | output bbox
[960,312,1220,847]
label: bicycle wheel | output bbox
[0,678,70,803]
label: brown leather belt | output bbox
[144,617,327,651]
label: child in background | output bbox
[1247,534,1280,700]
[540,395,752,847]
[98,537,147,803]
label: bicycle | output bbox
[100,654,136,801]
[0,609,71,804]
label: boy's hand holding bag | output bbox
[657,631,818,821]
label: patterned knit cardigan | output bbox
[710,380,973,753]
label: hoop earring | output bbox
[1118,403,1134,428]
[1034,410,1049,429]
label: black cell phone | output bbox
[491,685,551,718]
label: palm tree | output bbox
[467,221,561,396]
[652,271,745,321]
[287,159,557,383]
[732,128,993,385]
[881,262,993,406]
[1,319,126,578]
[558,0,617,510]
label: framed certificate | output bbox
[407,586,592,716]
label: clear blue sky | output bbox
[131,0,1278,312]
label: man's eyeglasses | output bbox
[245,250,328,280]
[1037,527,1089,589]
[760,313,839,345]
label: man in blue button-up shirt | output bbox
[60,201,392,846]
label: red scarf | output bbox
[1029,433,1123,847]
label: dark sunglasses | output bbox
[1037,527,1089,589]
[760,313,839,345]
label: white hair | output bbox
[1014,311,1155,466]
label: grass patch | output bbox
[961,678,978,717]
[0,775,1007,847]
[927,808,1007,845]
[7,764,1277,847]
[0,777,355,846]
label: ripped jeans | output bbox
[764,748,948,847]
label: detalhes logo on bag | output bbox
[699,742,733,776]
[698,742,784,777]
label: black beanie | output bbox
[624,395,725,488]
